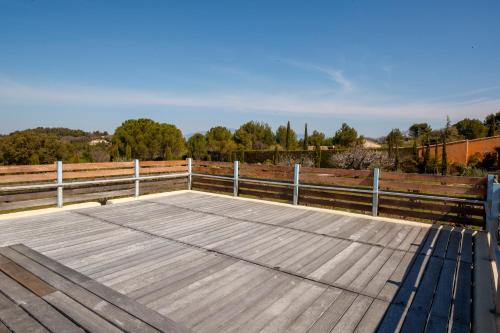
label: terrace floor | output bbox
[0,191,490,332]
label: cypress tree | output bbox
[441,139,447,175]
[303,123,308,151]
[434,139,439,174]
[441,117,450,175]
[387,134,393,158]
[315,144,321,168]
[285,121,291,151]
[423,139,430,173]
[395,142,400,170]
[412,140,418,158]
[111,146,120,161]
[488,116,496,137]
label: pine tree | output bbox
[303,123,308,151]
[285,121,291,151]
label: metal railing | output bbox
[1,158,497,317]
[192,162,485,217]
[0,158,487,212]
[197,162,498,315]
[0,159,190,208]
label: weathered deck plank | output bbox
[0,291,50,333]
[0,271,84,333]
[1,245,190,333]
[0,321,11,333]
[0,191,492,332]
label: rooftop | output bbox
[0,191,494,332]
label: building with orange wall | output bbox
[418,135,500,164]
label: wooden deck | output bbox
[0,191,486,332]
[0,244,190,333]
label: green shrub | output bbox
[449,163,467,175]
[480,152,498,170]
[400,158,419,173]
[449,162,487,176]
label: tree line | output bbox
[0,119,362,165]
[384,111,500,175]
[0,111,498,171]
[0,127,110,165]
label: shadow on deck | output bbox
[0,191,496,333]
[376,226,474,332]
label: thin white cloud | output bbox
[424,85,500,103]
[280,59,354,92]
[0,79,498,122]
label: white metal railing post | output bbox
[486,175,498,249]
[293,164,300,205]
[233,160,239,197]
[486,174,500,314]
[372,168,380,216]
[487,174,495,219]
[56,161,63,208]
[134,159,140,197]
[187,158,192,190]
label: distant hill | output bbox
[0,127,111,165]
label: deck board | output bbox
[0,191,491,332]
[0,245,191,333]
[0,291,50,333]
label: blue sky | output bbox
[0,0,499,137]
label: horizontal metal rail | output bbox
[191,173,234,181]
[0,160,486,213]
[377,189,484,205]
[238,178,294,187]
[193,172,485,205]
[192,173,294,187]
[2,170,484,205]
[300,183,373,194]
[0,172,189,192]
